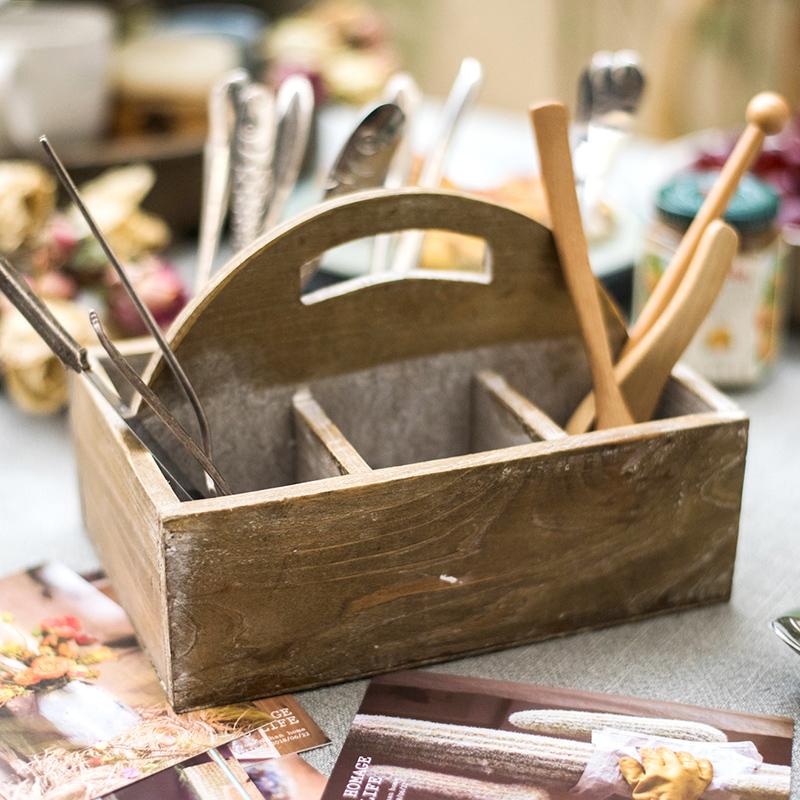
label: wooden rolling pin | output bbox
[600,220,738,425]
[531,102,633,430]
[567,91,790,433]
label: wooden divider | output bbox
[292,388,372,482]
[471,370,566,452]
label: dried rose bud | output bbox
[105,257,188,336]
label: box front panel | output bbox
[162,414,746,711]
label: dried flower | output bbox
[80,645,116,665]
[14,668,41,687]
[40,615,83,640]
[105,256,187,335]
[29,655,73,681]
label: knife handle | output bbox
[0,256,89,373]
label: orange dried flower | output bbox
[67,664,98,681]
[29,655,72,680]
[57,640,79,659]
[80,645,115,665]
[39,615,82,640]
[14,668,41,686]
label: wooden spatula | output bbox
[568,220,738,432]
[530,102,633,430]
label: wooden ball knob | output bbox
[746,92,791,135]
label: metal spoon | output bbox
[261,74,315,233]
[573,50,645,235]
[370,72,422,274]
[772,613,800,656]
[195,69,249,293]
[391,57,483,274]
[303,101,405,283]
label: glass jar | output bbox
[634,171,788,387]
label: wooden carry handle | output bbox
[147,188,627,400]
[626,91,789,352]
[195,187,560,308]
[567,220,738,433]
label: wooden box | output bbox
[69,189,748,712]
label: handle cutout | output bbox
[300,229,492,298]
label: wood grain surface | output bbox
[69,365,177,696]
[69,189,748,710]
[135,189,627,494]
[160,390,746,708]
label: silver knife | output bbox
[304,101,405,282]
[391,57,483,274]
[261,74,315,233]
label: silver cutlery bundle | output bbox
[194,70,315,292]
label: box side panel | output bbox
[163,417,747,710]
[69,376,173,695]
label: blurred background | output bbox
[1,0,799,419]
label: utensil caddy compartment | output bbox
[69,189,748,711]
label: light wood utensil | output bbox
[567,220,738,432]
[626,91,789,352]
[566,91,789,432]
[530,101,633,430]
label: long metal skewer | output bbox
[39,135,219,497]
[89,312,231,495]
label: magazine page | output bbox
[0,563,328,799]
[322,671,793,800]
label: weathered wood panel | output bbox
[162,411,746,710]
[69,368,177,695]
[292,388,371,481]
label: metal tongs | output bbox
[1,138,231,500]
[0,257,228,500]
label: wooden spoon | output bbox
[530,101,633,429]
[567,220,738,432]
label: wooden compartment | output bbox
[69,189,748,711]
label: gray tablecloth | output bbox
[1,338,798,792]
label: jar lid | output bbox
[657,170,780,233]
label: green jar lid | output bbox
[657,170,779,233]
